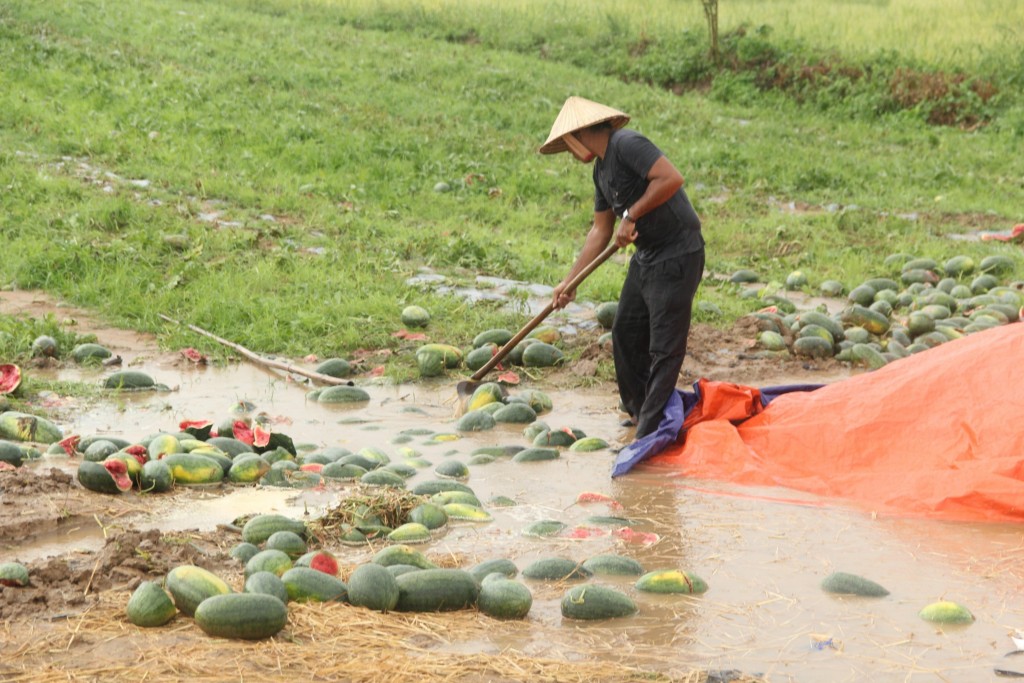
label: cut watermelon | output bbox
[0,364,22,395]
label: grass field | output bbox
[0,0,1021,369]
[331,0,1024,69]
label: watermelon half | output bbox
[0,364,22,395]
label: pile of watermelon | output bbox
[736,252,1022,367]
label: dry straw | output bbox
[0,592,763,682]
[309,485,425,539]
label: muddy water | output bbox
[17,357,1024,683]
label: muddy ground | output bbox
[2,291,1020,683]
[0,289,848,610]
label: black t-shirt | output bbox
[593,129,704,264]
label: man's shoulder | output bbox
[611,129,661,158]
[611,128,644,146]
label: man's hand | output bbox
[552,281,576,310]
[615,218,637,248]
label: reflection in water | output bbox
[18,358,1024,682]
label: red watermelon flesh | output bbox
[103,459,133,492]
[0,364,21,395]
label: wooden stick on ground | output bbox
[158,313,352,386]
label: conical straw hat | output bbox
[539,96,630,154]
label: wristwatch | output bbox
[622,208,635,223]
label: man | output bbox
[541,96,705,440]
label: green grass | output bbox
[328,0,1024,70]
[0,0,1021,371]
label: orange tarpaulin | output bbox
[646,323,1024,523]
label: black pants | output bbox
[612,248,704,439]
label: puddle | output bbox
[406,266,616,323]
[2,291,1021,682]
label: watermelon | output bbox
[227,454,271,483]
[0,562,30,587]
[382,461,417,479]
[205,436,251,457]
[347,563,401,612]
[104,453,143,486]
[411,479,475,496]
[430,490,482,507]
[318,385,370,403]
[820,572,889,597]
[242,514,307,545]
[0,364,21,395]
[194,593,288,640]
[0,411,63,443]
[532,429,576,448]
[31,335,58,358]
[785,270,808,290]
[581,554,645,577]
[465,345,497,372]
[521,342,564,368]
[434,459,469,480]
[595,301,617,329]
[466,382,504,412]
[729,269,759,284]
[416,348,445,377]
[560,585,637,620]
[851,343,887,370]
[401,305,430,328]
[477,577,533,620]
[843,305,892,335]
[321,461,367,480]
[569,437,610,452]
[71,343,113,364]
[147,433,182,460]
[360,469,406,488]
[229,543,261,564]
[139,459,174,493]
[512,447,559,463]
[522,558,591,581]
[442,503,492,522]
[77,460,132,494]
[394,568,479,612]
[244,571,290,605]
[84,439,120,462]
[161,452,224,485]
[635,569,708,594]
[372,544,437,570]
[387,523,432,544]
[468,558,519,583]
[979,254,1015,276]
[265,531,307,560]
[0,440,24,467]
[455,409,496,432]
[165,565,233,617]
[793,336,834,359]
[918,600,974,624]
[103,370,156,390]
[245,549,294,579]
[473,329,513,348]
[492,402,537,424]
[281,567,348,603]
[387,564,422,578]
[315,358,351,378]
[819,280,845,297]
[522,519,568,538]
[418,343,462,368]
[126,581,177,627]
[508,389,553,415]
